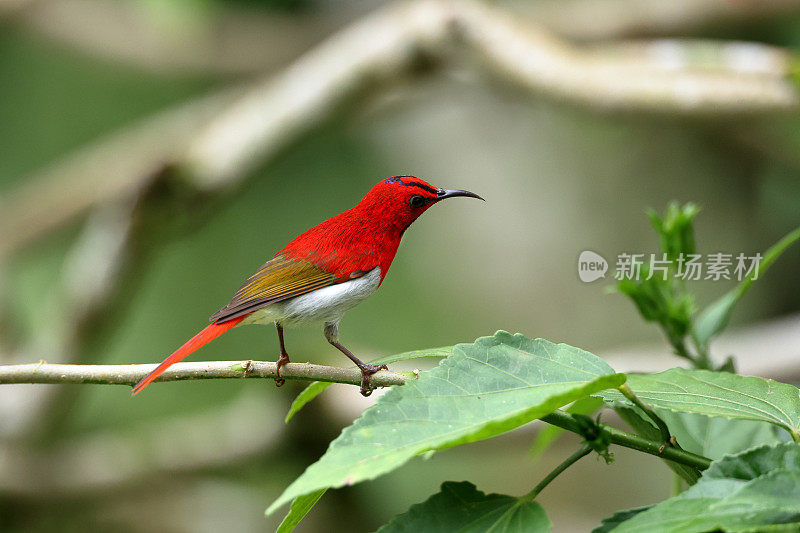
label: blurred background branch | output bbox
[9,0,800,75]
[3,0,799,260]
[0,389,282,496]
[523,0,800,41]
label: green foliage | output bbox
[376,481,551,533]
[276,489,326,533]
[646,201,699,262]
[592,507,651,533]
[284,382,331,423]
[602,369,800,440]
[269,203,800,532]
[607,443,800,532]
[656,411,783,461]
[267,331,625,516]
[612,403,701,484]
[570,414,614,464]
[618,203,800,371]
[529,397,604,459]
[616,203,699,361]
[693,227,800,351]
[617,274,695,349]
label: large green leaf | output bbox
[602,368,800,439]
[284,347,453,423]
[267,332,625,515]
[279,347,455,530]
[609,442,800,532]
[694,226,800,350]
[375,481,551,533]
[278,347,454,530]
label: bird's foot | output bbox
[275,353,290,387]
[357,363,389,397]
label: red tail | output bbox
[132,316,245,395]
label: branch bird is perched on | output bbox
[132,176,483,396]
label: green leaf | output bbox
[612,403,700,484]
[615,202,699,350]
[647,201,700,261]
[370,346,454,365]
[279,350,453,526]
[529,397,604,460]
[591,506,651,533]
[275,489,326,533]
[602,368,800,439]
[285,382,332,423]
[610,442,800,532]
[284,347,453,423]
[657,411,782,461]
[616,269,695,349]
[375,481,551,533]
[694,226,800,350]
[267,332,625,515]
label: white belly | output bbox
[241,267,381,327]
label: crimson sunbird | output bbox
[132,176,483,396]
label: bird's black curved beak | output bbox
[436,188,485,201]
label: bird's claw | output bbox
[358,364,389,397]
[275,353,290,388]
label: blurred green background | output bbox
[2,1,800,531]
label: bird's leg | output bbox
[275,322,290,387]
[324,323,387,397]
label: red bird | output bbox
[132,176,483,396]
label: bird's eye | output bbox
[408,195,426,208]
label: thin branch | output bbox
[520,444,592,501]
[0,360,409,388]
[0,359,712,470]
[542,410,711,471]
[618,383,672,444]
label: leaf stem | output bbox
[541,410,711,471]
[520,445,592,501]
[669,335,711,370]
[618,383,673,444]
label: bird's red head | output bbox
[355,175,484,232]
[279,175,483,281]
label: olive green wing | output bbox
[210,255,343,323]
